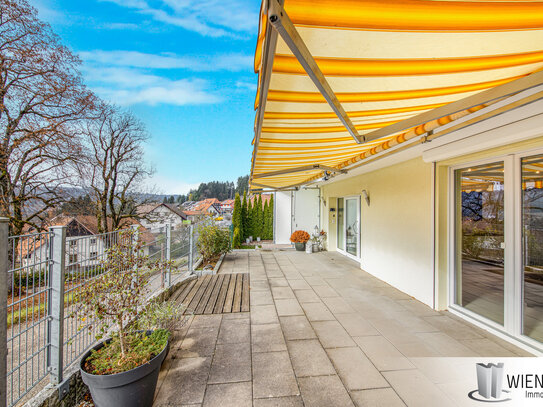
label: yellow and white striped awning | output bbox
[250,0,543,190]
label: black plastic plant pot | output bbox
[295,242,306,251]
[80,331,169,407]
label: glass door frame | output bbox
[448,147,543,352]
[337,195,361,261]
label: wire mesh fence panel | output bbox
[3,223,199,406]
[6,231,52,407]
[62,230,129,370]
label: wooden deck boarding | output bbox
[172,273,250,315]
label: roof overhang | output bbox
[249,0,543,191]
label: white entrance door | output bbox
[337,196,360,260]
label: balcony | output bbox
[154,250,531,407]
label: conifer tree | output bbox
[241,190,248,239]
[256,194,263,238]
[247,198,253,238]
[268,194,274,240]
[232,193,242,247]
[263,200,270,240]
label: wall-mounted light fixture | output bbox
[362,190,370,206]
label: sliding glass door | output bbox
[337,196,360,259]
[521,154,543,343]
[454,162,505,325]
[452,151,543,349]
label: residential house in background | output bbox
[220,199,235,213]
[19,215,153,271]
[138,203,188,233]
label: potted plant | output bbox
[77,229,175,407]
[290,230,310,251]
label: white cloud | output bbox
[99,22,140,30]
[79,50,252,72]
[89,73,221,106]
[146,176,199,194]
[99,0,258,38]
[235,80,257,91]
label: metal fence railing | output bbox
[0,220,201,407]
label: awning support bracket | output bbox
[267,0,365,144]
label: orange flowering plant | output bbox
[290,230,310,243]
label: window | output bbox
[90,251,98,259]
[90,238,97,245]
[69,254,78,264]
[69,240,77,247]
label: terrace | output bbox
[153,250,531,407]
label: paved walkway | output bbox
[153,250,531,407]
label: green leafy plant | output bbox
[196,219,231,264]
[77,228,172,373]
[233,227,241,249]
[84,330,169,375]
[135,301,191,337]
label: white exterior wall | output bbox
[274,191,292,244]
[322,158,435,307]
[274,190,320,244]
[139,206,185,233]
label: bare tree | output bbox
[0,0,95,235]
[79,103,153,233]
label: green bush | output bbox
[197,220,232,263]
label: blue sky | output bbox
[33,0,260,194]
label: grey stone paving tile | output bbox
[217,318,250,344]
[304,276,328,286]
[294,289,321,303]
[286,339,335,377]
[208,343,251,384]
[251,304,279,325]
[415,332,479,357]
[457,338,517,357]
[253,351,300,398]
[353,335,415,372]
[383,369,456,407]
[422,315,484,339]
[178,326,220,358]
[334,313,380,337]
[272,286,296,299]
[396,299,437,317]
[350,388,405,407]
[203,382,252,407]
[275,298,304,316]
[326,347,388,390]
[312,284,339,298]
[269,277,289,287]
[154,357,211,405]
[251,290,274,306]
[298,375,355,407]
[322,297,356,314]
[300,302,335,321]
[189,314,222,329]
[288,279,311,290]
[253,396,304,407]
[251,279,271,291]
[312,320,356,348]
[252,323,287,353]
[280,315,317,340]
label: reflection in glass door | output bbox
[455,162,505,325]
[345,198,360,257]
[337,198,344,251]
[337,197,360,258]
[521,154,543,342]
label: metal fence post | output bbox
[47,226,66,385]
[0,218,8,407]
[165,223,171,287]
[188,224,194,274]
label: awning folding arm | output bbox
[267,0,365,144]
[252,163,347,179]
